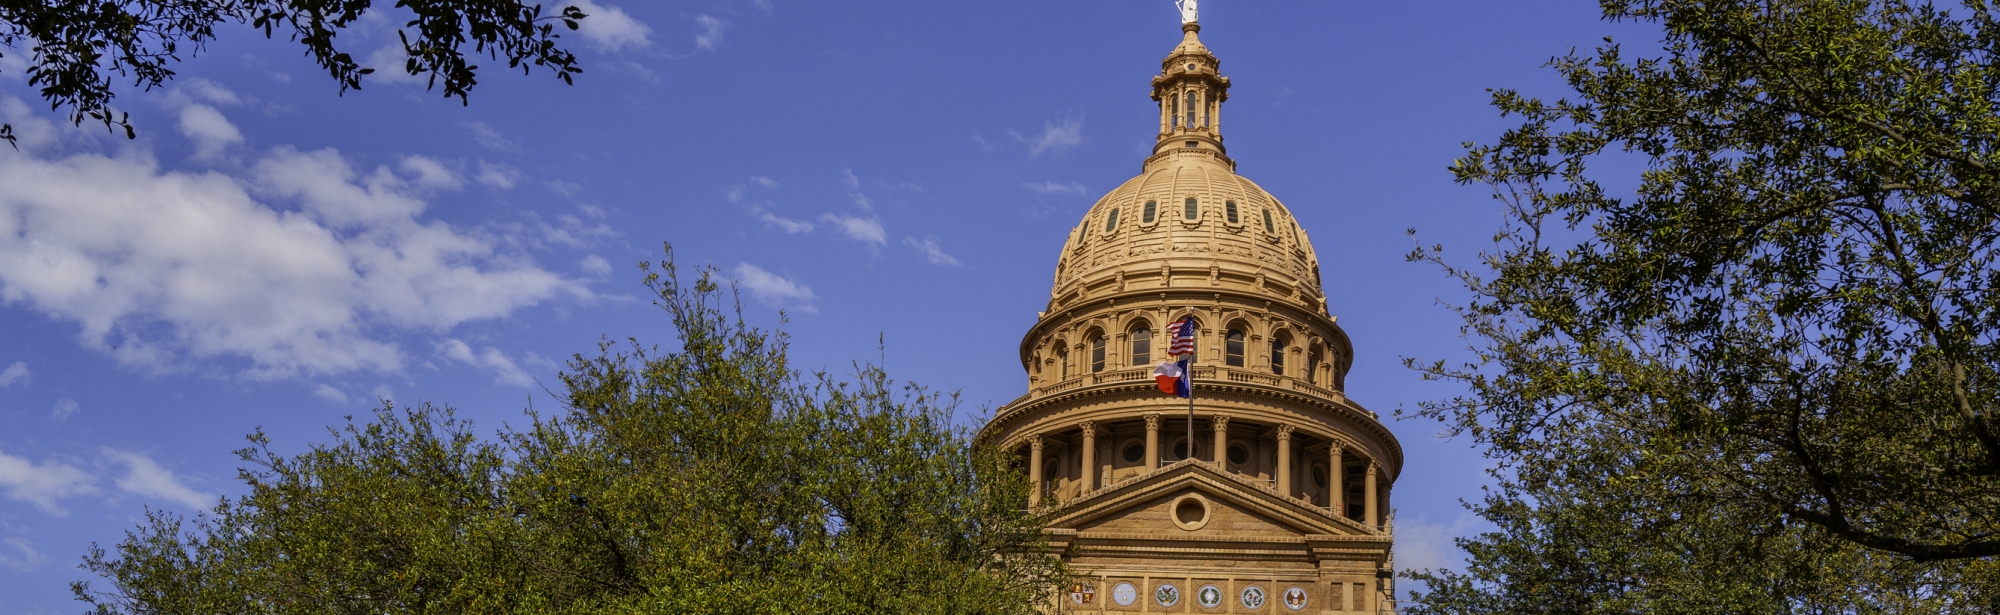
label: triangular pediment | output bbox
[1042,459,1378,539]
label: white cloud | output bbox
[0,538,47,573]
[398,155,462,191]
[312,383,349,405]
[49,398,77,421]
[0,362,27,387]
[751,0,772,14]
[174,78,242,107]
[437,339,533,387]
[1025,181,1088,195]
[760,213,814,233]
[371,384,395,406]
[570,0,654,52]
[0,123,584,379]
[750,176,777,188]
[545,179,583,197]
[466,121,517,151]
[692,15,728,53]
[1018,118,1084,156]
[903,236,960,266]
[0,450,97,515]
[840,168,874,210]
[732,262,815,313]
[365,42,423,85]
[1393,512,1483,575]
[726,179,814,233]
[103,448,214,511]
[580,254,612,276]
[820,213,886,246]
[474,161,521,190]
[177,104,243,159]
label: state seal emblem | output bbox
[1283,587,1309,610]
[1197,584,1223,608]
[1069,582,1095,605]
[1155,583,1181,607]
[1113,582,1138,606]
[1241,586,1266,609]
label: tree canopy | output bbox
[0,0,587,146]
[70,249,1064,615]
[1409,0,2000,612]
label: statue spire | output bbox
[1175,0,1198,24]
[1149,9,1231,164]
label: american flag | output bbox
[1168,316,1197,357]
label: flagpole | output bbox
[1185,318,1196,466]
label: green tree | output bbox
[0,0,589,146]
[1407,0,2000,612]
[71,249,1065,615]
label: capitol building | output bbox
[978,15,1402,615]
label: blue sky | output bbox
[0,1,1658,611]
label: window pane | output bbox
[1271,338,1286,375]
[1225,200,1238,224]
[1225,329,1245,367]
[1105,209,1119,232]
[1184,198,1198,220]
[1143,201,1156,223]
[1131,327,1152,365]
[1091,337,1106,372]
[1263,210,1276,233]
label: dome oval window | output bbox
[1184,198,1199,220]
[1170,437,1202,461]
[1105,208,1120,233]
[1225,200,1239,224]
[1143,200,1157,224]
[1226,443,1250,466]
[1123,442,1146,464]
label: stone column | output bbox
[1079,422,1098,493]
[1329,440,1346,519]
[1365,458,1380,528]
[1275,424,1294,498]
[1027,435,1044,508]
[1211,415,1230,468]
[1144,413,1161,471]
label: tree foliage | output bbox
[1408,0,2000,612]
[71,249,1064,615]
[0,0,587,146]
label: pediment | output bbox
[1043,459,1378,539]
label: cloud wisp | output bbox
[1016,117,1084,156]
[570,0,654,52]
[437,338,534,387]
[0,362,27,387]
[903,236,960,266]
[103,448,216,511]
[732,263,816,313]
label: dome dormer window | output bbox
[1262,209,1276,234]
[1184,198,1199,221]
[1143,200,1158,224]
[1105,208,1120,233]
[1225,200,1239,224]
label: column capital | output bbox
[1078,421,1098,438]
[1144,413,1161,430]
[1275,424,1295,441]
[1212,415,1230,431]
[1029,434,1044,452]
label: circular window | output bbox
[1171,438,1201,461]
[1171,494,1210,530]
[1227,443,1249,466]
[1122,442,1145,463]
[1311,463,1329,488]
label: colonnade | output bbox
[1024,414,1389,529]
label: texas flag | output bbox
[1153,358,1191,398]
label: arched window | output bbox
[1143,200,1157,224]
[1130,326,1153,366]
[1057,345,1070,378]
[1170,94,1180,129]
[1306,347,1322,385]
[1271,335,1288,375]
[1184,91,1196,129]
[1104,208,1120,233]
[1202,91,1211,128]
[1090,335,1107,373]
[1262,209,1276,233]
[1225,200,1239,224]
[1225,329,1246,367]
[1184,198,1199,220]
